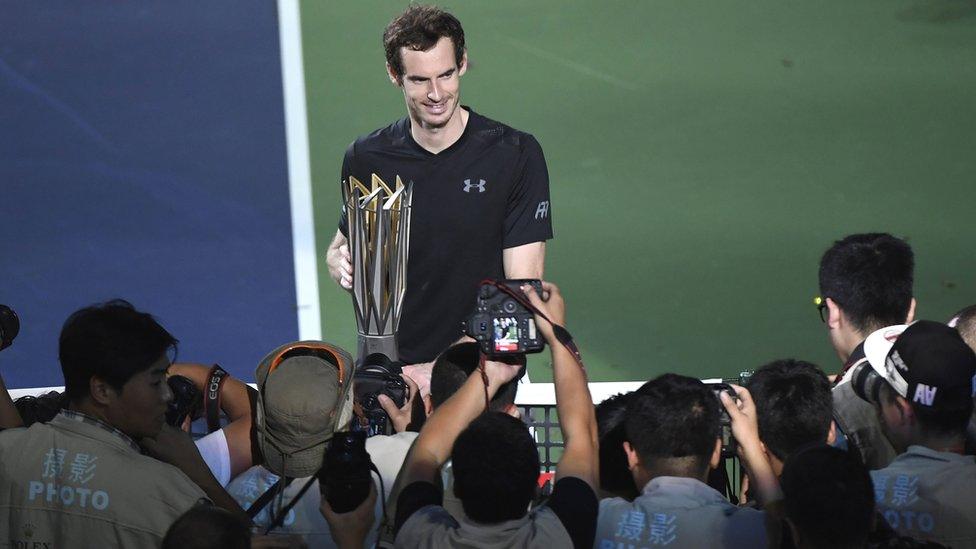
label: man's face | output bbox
[875,396,908,453]
[392,36,466,131]
[103,354,173,439]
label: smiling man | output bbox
[326,5,554,372]
[0,300,208,546]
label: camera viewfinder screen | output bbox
[493,316,520,352]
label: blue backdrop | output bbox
[0,2,298,387]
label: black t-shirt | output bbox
[339,107,553,363]
[394,477,598,549]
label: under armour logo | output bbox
[463,179,486,193]
[535,201,550,219]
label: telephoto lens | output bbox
[319,431,373,513]
[0,305,19,351]
[850,362,884,405]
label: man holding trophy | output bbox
[326,5,553,386]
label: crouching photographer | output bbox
[595,375,780,549]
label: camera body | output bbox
[318,430,372,513]
[353,353,407,437]
[707,382,740,459]
[463,279,545,356]
[0,305,20,351]
[165,375,201,428]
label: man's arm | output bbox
[721,386,782,505]
[503,241,545,279]
[169,363,259,478]
[326,229,353,290]
[522,282,598,489]
[141,425,250,524]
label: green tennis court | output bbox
[302,1,976,382]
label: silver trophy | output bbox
[343,174,413,362]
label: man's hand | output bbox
[720,385,781,504]
[483,356,525,387]
[320,483,377,549]
[140,424,206,471]
[326,230,353,290]
[401,361,433,397]
[378,374,419,433]
[521,281,565,344]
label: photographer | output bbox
[595,375,779,548]
[393,281,599,548]
[856,321,976,546]
[224,340,387,548]
[0,300,220,546]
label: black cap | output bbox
[881,320,976,411]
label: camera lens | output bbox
[850,362,883,404]
[503,300,517,314]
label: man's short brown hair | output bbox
[383,4,465,82]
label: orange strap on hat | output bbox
[266,342,350,387]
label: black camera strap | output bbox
[204,364,229,433]
[246,476,294,521]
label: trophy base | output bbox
[356,334,399,366]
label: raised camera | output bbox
[353,353,407,437]
[707,382,739,459]
[463,279,545,356]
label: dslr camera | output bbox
[353,353,407,437]
[1,305,20,352]
[707,382,740,459]
[463,279,545,356]
[318,430,373,513]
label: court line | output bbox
[278,0,323,340]
[495,34,641,92]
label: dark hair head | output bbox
[780,445,874,548]
[162,504,250,549]
[59,300,178,401]
[818,233,914,333]
[746,359,833,462]
[14,391,66,426]
[431,342,521,412]
[596,392,639,499]
[950,303,976,352]
[383,4,465,82]
[451,412,539,523]
[626,374,720,475]
[878,381,973,438]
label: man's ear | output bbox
[826,297,844,329]
[709,438,722,470]
[458,51,468,77]
[895,395,915,427]
[623,441,641,470]
[827,420,838,445]
[386,62,401,87]
[89,376,116,407]
[906,297,917,324]
[423,394,433,417]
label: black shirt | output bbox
[339,107,553,363]
[394,477,598,549]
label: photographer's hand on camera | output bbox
[521,281,565,343]
[719,385,782,505]
[320,482,377,549]
[378,374,419,433]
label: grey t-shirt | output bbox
[870,445,976,547]
[595,476,766,549]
